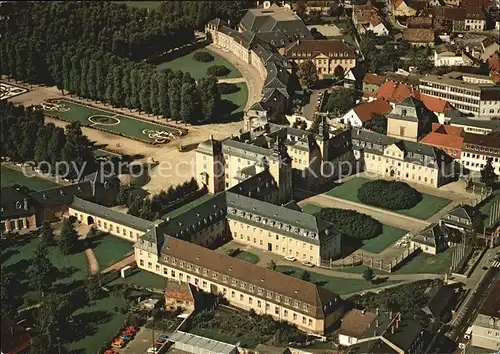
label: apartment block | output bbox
[460,133,500,175]
[419,73,500,116]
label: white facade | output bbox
[434,51,473,67]
[460,151,500,175]
[342,109,363,127]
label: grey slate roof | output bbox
[70,196,152,231]
[226,192,338,244]
[30,181,95,206]
[0,186,34,220]
[412,223,446,248]
[196,136,222,155]
[222,139,273,160]
[450,116,500,131]
[382,319,424,352]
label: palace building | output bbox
[134,223,344,334]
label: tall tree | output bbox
[1,271,18,320]
[85,274,101,302]
[39,221,55,246]
[35,293,72,349]
[150,72,161,116]
[298,60,319,88]
[28,242,56,297]
[480,158,498,186]
[168,77,182,120]
[180,80,201,123]
[198,76,220,121]
[58,217,78,255]
[112,65,123,107]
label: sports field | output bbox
[43,99,178,143]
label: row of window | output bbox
[149,255,311,311]
[365,153,435,172]
[0,218,29,231]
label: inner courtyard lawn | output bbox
[1,235,89,307]
[235,251,260,264]
[157,48,243,80]
[162,193,216,219]
[1,165,61,190]
[300,203,408,253]
[44,99,177,142]
[89,235,134,270]
[275,266,400,295]
[327,177,451,220]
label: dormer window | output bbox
[15,201,21,209]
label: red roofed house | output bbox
[342,99,392,128]
[1,320,32,354]
[362,73,387,93]
[420,123,464,159]
[374,81,454,123]
[164,280,197,313]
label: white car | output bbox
[147,345,160,354]
[285,255,296,262]
[302,261,315,267]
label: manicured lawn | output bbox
[221,82,248,116]
[336,266,385,275]
[301,203,408,253]
[89,235,134,270]
[112,269,167,290]
[157,48,242,80]
[1,235,89,307]
[1,165,61,190]
[327,177,451,220]
[162,193,215,219]
[275,266,399,295]
[235,251,260,264]
[65,292,127,353]
[392,247,454,274]
[44,99,178,142]
[361,225,408,253]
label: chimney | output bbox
[376,318,379,328]
[389,310,393,320]
[23,198,28,211]
[391,325,395,334]
[210,134,214,140]
[396,319,399,329]
[376,307,379,316]
[296,39,300,45]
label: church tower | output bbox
[268,137,293,204]
[195,135,224,194]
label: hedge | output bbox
[358,180,422,210]
[193,51,214,62]
[217,82,240,94]
[206,65,230,77]
[315,208,382,240]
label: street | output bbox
[449,248,500,345]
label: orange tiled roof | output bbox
[375,81,453,113]
[418,93,454,113]
[353,99,393,122]
[375,81,415,102]
[420,132,464,151]
[363,73,387,86]
[431,123,463,136]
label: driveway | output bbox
[117,327,165,354]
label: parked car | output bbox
[158,334,169,341]
[120,333,133,341]
[111,340,125,349]
[302,260,315,267]
[104,350,118,354]
[285,255,296,262]
[147,344,161,354]
[155,338,167,346]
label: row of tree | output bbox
[1,2,194,61]
[116,178,199,220]
[0,101,95,176]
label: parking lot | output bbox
[114,327,172,354]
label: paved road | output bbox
[298,192,430,234]
[449,248,499,345]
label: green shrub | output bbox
[207,65,230,77]
[193,51,214,62]
[217,82,240,94]
[358,180,422,210]
[315,208,382,240]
